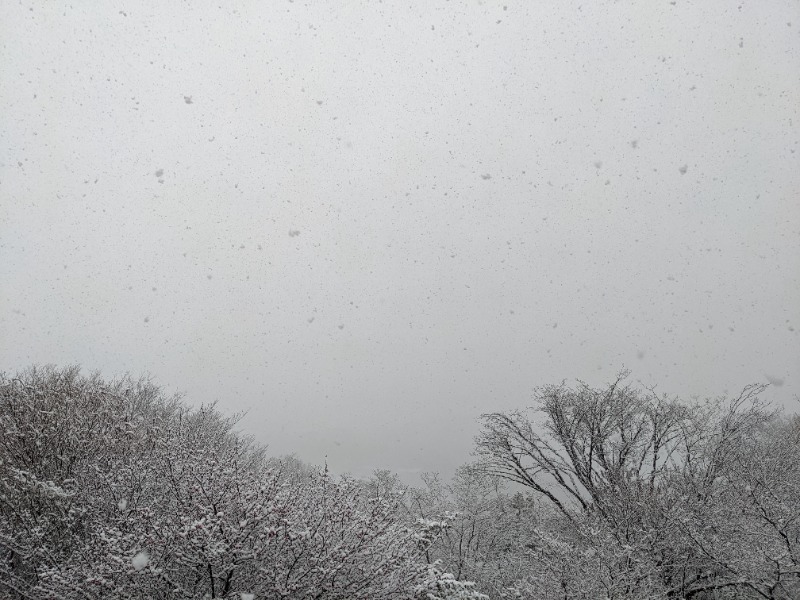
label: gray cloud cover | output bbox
[1,0,798,480]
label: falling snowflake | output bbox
[132,551,149,571]
[764,374,784,387]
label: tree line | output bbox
[1,365,797,599]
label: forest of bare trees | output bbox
[2,366,798,599]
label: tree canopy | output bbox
[2,365,797,599]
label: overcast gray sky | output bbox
[1,0,798,481]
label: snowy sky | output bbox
[1,0,798,481]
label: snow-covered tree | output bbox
[391,466,541,599]
[474,372,797,599]
[0,365,484,599]
[7,365,792,599]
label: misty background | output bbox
[1,0,798,481]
